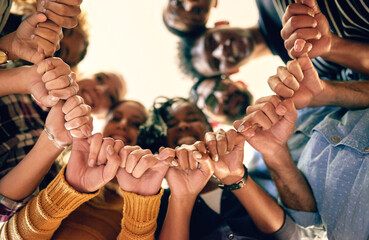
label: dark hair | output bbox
[162,14,207,39]
[136,97,211,153]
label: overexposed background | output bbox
[79,0,283,109]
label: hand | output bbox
[8,13,62,63]
[116,146,170,196]
[65,134,121,193]
[37,0,83,29]
[203,129,245,185]
[281,0,331,59]
[159,145,214,199]
[234,96,297,159]
[268,54,324,109]
[45,95,93,148]
[29,57,78,107]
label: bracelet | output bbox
[0,49,8,64]
[44,127,55,140]
[218,165,248,191]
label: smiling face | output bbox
[191,26,254,76]
[103,101,148,146]
[163,0,217,33]
[57,27,87,68]
[195,77,252,122]
[165,101,210,148]
[78,72,126,117]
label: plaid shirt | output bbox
[0,94,58,222]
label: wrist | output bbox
[0,32,17,60]
[218,165,248,191]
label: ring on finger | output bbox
[67,75,73,86]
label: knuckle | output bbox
[290,16,299,28]
[274,82,286,93]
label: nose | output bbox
[183,1,197,11]
[95,85,109,94]
[212,40,232,60]
[177,120,190,131]
[117,118,128,130]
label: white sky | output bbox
[78,0,283,109]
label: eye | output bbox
[96,74,103,84]
[129,121,141,129]
[205,94,217,109]
[167,120,178,128]
[192,7,203,14]
[170,0,182,7]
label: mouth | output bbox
[111,134,130,145]
[81,91,95,108]
[176,136,198,146]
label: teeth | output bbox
[83,92,93,105]
[177,136,197,146]
[232,41,239,57]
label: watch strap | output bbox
[218,165,248,191]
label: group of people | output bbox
[0,0,368,240]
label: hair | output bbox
[162,14,206,39]
[177,36,207,81]
[136,97,212,153]
[109,99,148,118]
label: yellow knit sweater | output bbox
[0,166,163,240]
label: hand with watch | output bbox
[203,129,248,190]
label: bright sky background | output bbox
[78,0,283,109]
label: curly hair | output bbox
[136,97,212,154]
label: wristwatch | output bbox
[218,165,248,191]
[0,50,8,64]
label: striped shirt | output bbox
[0,0,12,33]
[272,0,369,80]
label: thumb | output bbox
[276,99,297,124]
[301,0,321,14]
[25,12,47,28]
[297,53,315,72]
[38,94,60,108]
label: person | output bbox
[137,97,300,240]
[0,99,172,240]
[0,57,93,222]
[77,71,127,118]
[163,0,217,38]
[189,74,253,124]
[236,53,369,239]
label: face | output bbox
[166,102,210,148]
[103,101,148,146]
[58,28,86,67]
[164,0,217,32]
[191,26,254,76]
[78,72,125,116]
[196,78,252,121]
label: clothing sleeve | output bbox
[269,213,301,240]
[283,206,322,227]
[118,188,164,240]
[0,189,37,222]
[0,165,99,240]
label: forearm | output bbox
[322,34,369,76]
[263,147,317,212]
[0,32,18,60]
[0,66,34,96]
[310,80,369,109]
[118,188,163,240]
[159,195,195,240]
[0,166,98,239]
[0,131,63,201]
[233,177,285,234]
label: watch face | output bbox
[0,50,7,64]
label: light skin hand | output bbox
[116,147,170,196]
[281,0,332,59]
[65,134,121,193]
[268,54,324,109]
[37,0,83,29]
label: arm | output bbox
[157,145,214,240]
[115,146,170,240]
[268,54,369,109]
[234,96,317,212]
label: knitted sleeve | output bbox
[0,165,99,240]
[118,188,164,240]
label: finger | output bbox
[102,145,121,184]
[205,132,218,162]
[277,66,300,91]
[119,145,141,168]
[281,15,317,40]
[87,133,103,167]
[62,95,84,114]
[246,102,280,125]
[175,147,189,170]
[33,36,56,57]
[34,25,60,46]
[225,129,238,153]
[42,60,72,82]
[282,3,315,25]
[96,138,115,166]
[158,147,175,160]
[44,9,78,29]
[37,94,60,107]
[289,42,312,59]
[47,0,83,6]
[114,140,125,153]
[297,53,315,72]
[64,104,91,122]
[268,75,295,98]
[301,0,321,14]
[65,115,89,131]
[36,20,62,33]
[284,28,321,52]
[215,129,227,157]
[132,154,158,178]
[70,124,91,138]
[126,149,152,174]
[25,12,47,28]
[186,145,198,170]
[286,59,304,82]
[235,119,258,138]
[44,1,81,17]
[277,99,298,124]
[253,95,282,109]
[49,82,79,99]
[194,141,207,154]
[44,75,71,90]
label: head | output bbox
[163,0,217,37]
[77,71,127,117]
[180,23,255,77]
[137,97,212,153]
[103,100,148,146]
[190,75,253,124]
[55,12,89,70]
